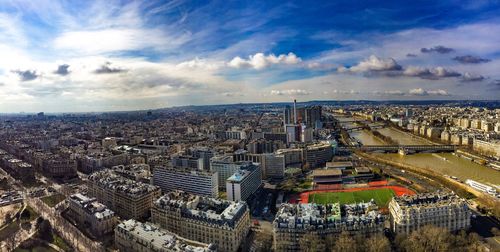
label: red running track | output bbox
[300,185,415,204]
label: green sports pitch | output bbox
[308,188,395,207]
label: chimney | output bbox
[293,99,297,124]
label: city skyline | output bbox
[0,0,500,112]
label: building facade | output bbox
[226,163,262,202]
[273,203,384,252]
[389,192,471,235]
[115,219,215,252]
[151,191,251,252]
[68,193,117,236]
[87,169,161,220]
[153,165,218,197]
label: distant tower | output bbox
[293,99,297,124]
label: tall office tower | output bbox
[284,106,293,125]
[405,108,413,118]
[152,165,218,197]
[293,99,297,124]
[301,125,314,143]
[285,124,301,144]
[226,163,262,202]
[389,192,471,235]
[305,106,322,128]
[151,191,251,252]
[87,169,161,220]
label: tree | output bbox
[299,232,323,252]
[365,233,391,252]
[5,233,17,251]
[37,219,54,242]
[331,231,357,252]
[401,225,451,252]
[491,227,500,237]
[5,212,12,223]
[21,208,31,220]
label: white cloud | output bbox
[461,72,485,82]
[176,58,225,71]
[341,55,401,73]
[54,28,189,55]
[409,88,449,96]
[270,89,311,96]
[403,66,461,79]
[228,52,301,70]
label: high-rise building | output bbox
[115,219,215,252]
[87,169,161,220]
[305,106,322,128]
[389,192,471,235]
[152,165,218,197]
[226,163,262,201]
[151,191,251,252]
[300,124,313,143]
[285,124,300,144]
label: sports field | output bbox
[308,188,395,207]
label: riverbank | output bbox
[358,151,500,217]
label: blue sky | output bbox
[0,0,499,112]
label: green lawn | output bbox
[52,232,71,251]
[41,194,66,207]
[308,188,395,207]
[0,220,20,240]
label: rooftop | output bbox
[393,191,467,208]
[117,219,215,252]
[326,161,353,169]
[88,169,159,198]
[69,193,115,219]
[274,202,384,230]
[312,168,342,177]
[226,163,259,183]
[154,190,248,229]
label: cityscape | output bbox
[0,1,499,252]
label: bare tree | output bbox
[299,232,323,252]
[365,233,391,252]
[5,233,18,251]
[331,231,357,252]
[402,225,451,252]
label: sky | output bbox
[0,0,499,112]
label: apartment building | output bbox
[151,191,251,252]
[273,203,384,252]
[68,193,117,236]
[115,219,215,252]
[389,192,471,235]
[87,169,161,220]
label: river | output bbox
[337,115,500,187]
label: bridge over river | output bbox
[338,144,458,153]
